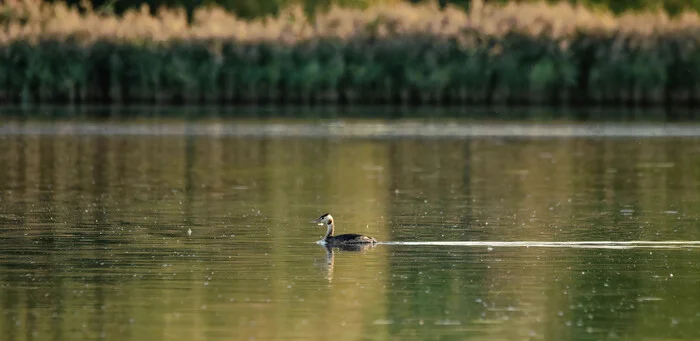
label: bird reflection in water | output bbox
[319,242,377,284]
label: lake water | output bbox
[2,113,700,341]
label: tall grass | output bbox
[1,0,700,106]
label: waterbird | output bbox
[311,213,378,246]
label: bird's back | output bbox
[329,233,377,244]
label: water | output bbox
[2,115,700,341]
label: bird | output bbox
[311,213,378,246]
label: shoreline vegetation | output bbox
[2,0,700,106]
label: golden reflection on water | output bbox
[1,122,700,341]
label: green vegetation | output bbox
[1,0,700,106]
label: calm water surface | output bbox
[1,116,700,341]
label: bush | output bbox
[2,0,700,106]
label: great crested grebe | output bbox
[311,213,378,246]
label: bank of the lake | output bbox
[2,1,700,107]
[4,104,700,122]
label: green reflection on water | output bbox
[1,118,700,341]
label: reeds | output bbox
[2,0,700,106]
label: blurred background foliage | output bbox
[42,0,700,19]
[2,0,699,106]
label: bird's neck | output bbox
[324,223,334,240]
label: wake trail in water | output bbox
[378,241,700,250]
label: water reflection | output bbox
[319,243,378,284]
[1,118,700,341]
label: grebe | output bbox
[311,213,377,246]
